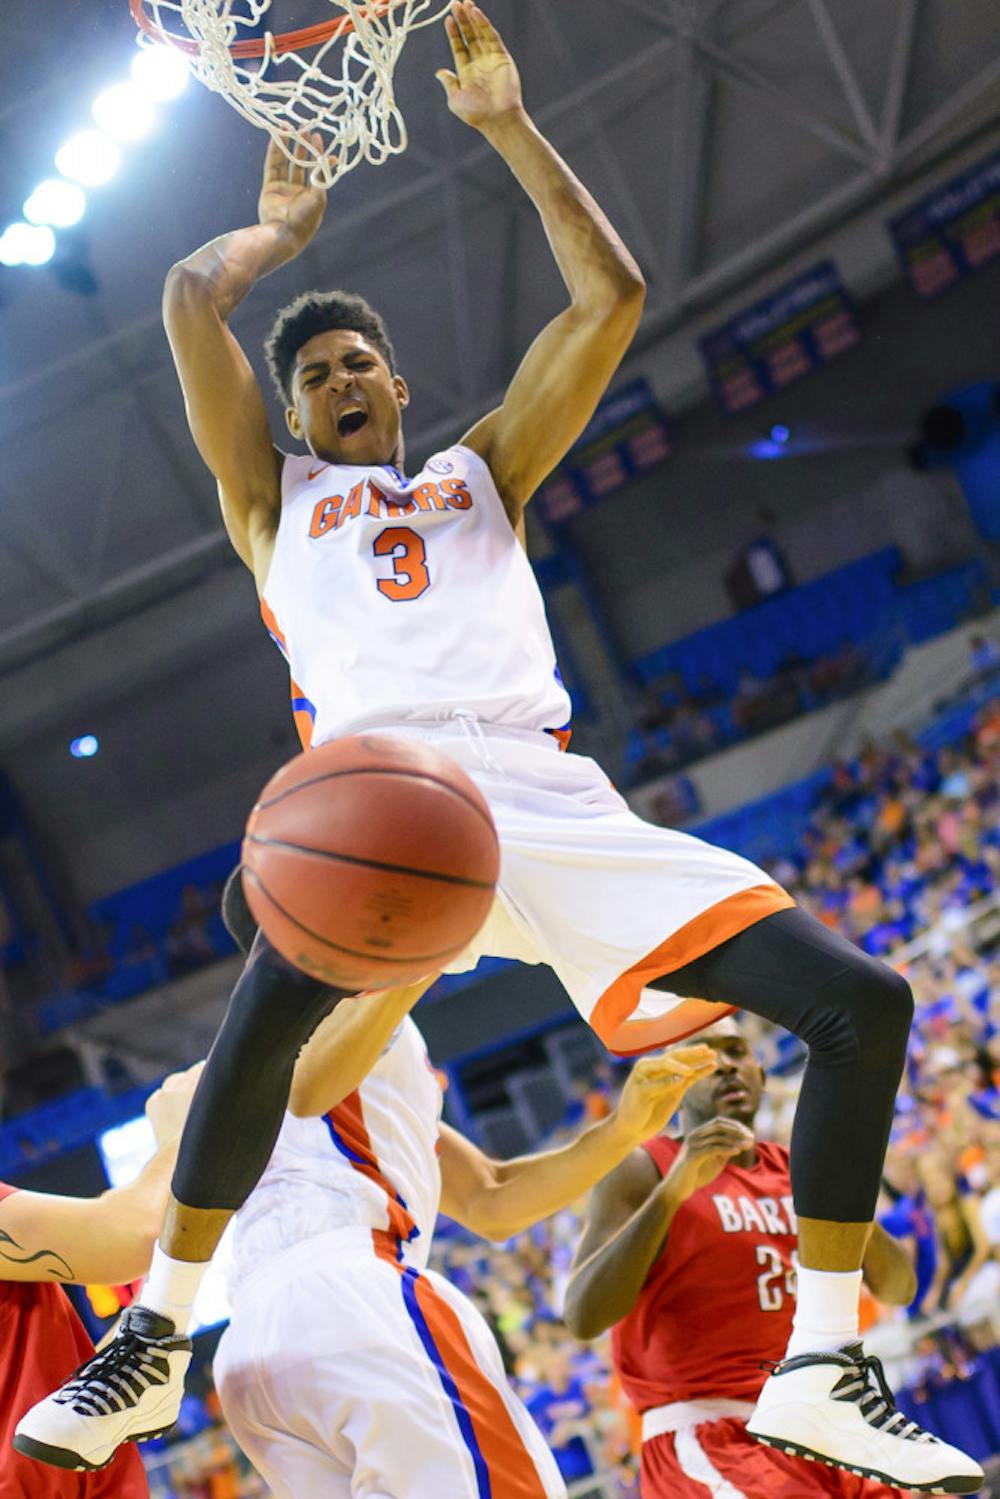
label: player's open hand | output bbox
[667,1117,755,1200]
[612,1046,719,1144]
[436,3,524,133]
[145,1061,205,1149]
[258,134,328,249]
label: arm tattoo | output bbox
[0,1227,74,1280]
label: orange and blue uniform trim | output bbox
[323,1102,548,1495]
[400,1267,492,1496]
[323,1092,419,1246]
[260,596,317,750]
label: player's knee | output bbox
[849,962,912,1073]
[861,963,913,1069]
[804,957,912,1075]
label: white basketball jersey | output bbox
[260,445,572,749]
[227,1017,444,1295]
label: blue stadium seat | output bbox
[634,548,902,693]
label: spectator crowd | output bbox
[628,638,874,786]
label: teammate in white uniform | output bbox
[211,894,721,1499]
[18,6,982,1493]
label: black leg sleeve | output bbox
[171,931,346,1212]
[655,906,913,1223]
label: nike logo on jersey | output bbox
[308,476,473,539]
[308,465,327,481]
[712,1194,797,1236]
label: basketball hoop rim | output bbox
[129,0,403,58]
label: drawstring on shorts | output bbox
[449,709,508,778]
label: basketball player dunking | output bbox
[565,1019,919,1499]
[17,6,982,1491]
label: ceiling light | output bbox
[92,81,156,142]
[769,424,791,445]
[131,44,190,101]
[55,130,122,187]
[24,179,86,229]
[0,222,56,268]
[70,735,100,759]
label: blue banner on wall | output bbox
[699,261,860,416]
[890,148,1000,299]
[536,377,672,528]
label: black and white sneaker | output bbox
[746,1342,985,1494]
[13,1304,191,1472]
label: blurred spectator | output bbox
[916,1150,992,1317]
[524,1345,596,1484]
[968,633,1000,681]
[64,920,114,991]
[631,641,875,789]
[880,1151,939,1320]
[165,885,218,978]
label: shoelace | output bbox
[54,1332,170,1418]
[831,1351,933,1441]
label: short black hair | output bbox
[265,290,397,403]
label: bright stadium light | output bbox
[131,45,190,101]
[24,179,87,229]
[0,222,56,268]
[55,130,122,187]
[92,81,156,142]
[70,735,100,759]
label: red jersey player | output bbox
[0,1067,197,1498]
[564,1020,918,1498]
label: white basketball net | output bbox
[136,1,450,186]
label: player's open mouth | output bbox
[717,1084,749,1101]
[337,409,369,437]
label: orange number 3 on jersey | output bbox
[373,526,431,601]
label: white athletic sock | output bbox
[784,1265,862,1360]
[139,1244,210,1334]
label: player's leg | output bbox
[214,1407,354,1499]
[418,1265,568,1498]
[658,907,908,1288]
[217,1239,565,1499]
[14,875,349,1473]
[642,1417,906,1499]
[214,1302,357,1499]
[657,908,983,1492]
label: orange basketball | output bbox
[241,735,499,990]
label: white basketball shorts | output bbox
[214,1226,566,1499]
[368,722,794,1055]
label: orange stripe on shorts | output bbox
[408,1272,550,1498]
[591,883,795,1056]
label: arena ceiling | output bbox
[0,0,999,902]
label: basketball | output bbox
[240,735,500,990]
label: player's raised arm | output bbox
[287,977,438,1117]
[0,1065,201,1286]
[439,3,645,522]
[162,137,327,578]
[438,1048,717,1243]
